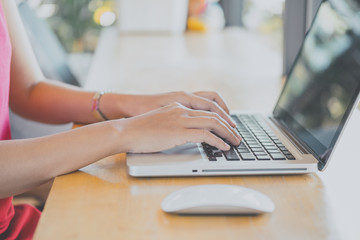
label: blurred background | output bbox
[24,0,285,84]
[27,0,283,52]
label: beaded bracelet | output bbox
[91,91,109,121]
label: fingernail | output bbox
[223,143,231,151]
[231,120,236,127]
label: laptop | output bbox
[127,0,360,177]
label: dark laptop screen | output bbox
[273,0,360,169]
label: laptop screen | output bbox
[273,0,360,169]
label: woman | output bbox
[0,1,241,239]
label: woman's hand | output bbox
[112,102,241,153]
[102,91,236,128]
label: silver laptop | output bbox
[127,0,360,177]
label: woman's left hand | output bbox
[101,91,236,128]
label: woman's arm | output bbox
[0,121,118,198]
[4,1,235,126]
[0,103,240,198]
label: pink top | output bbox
[0,2,41,239]
[0,1,11,141]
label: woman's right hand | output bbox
[112,102,241,153]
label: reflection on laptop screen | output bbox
[274,0,360,167]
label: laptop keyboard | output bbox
[202,114,296,162]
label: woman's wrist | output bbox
[91,91,110,121]
[106,118,133,154]
[99,93,143,119]
[97,93,122,119]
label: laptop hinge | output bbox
[269,117,310,155]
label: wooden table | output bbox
[34,27,360,240]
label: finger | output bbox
[187,96,236,128]
[185,129,231,151]
[185,110,241,141]
[184,115,241,146]
[194,91,230,114]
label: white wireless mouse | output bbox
[161,184,275,215]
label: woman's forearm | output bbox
[0,121,122,198]
[1,102,242,198]
[11,81,99,124]
[10,80,136,124]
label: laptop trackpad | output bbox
[127,143,204,166]
[159,143,201,155]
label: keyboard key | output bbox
[264,146,278,150]
[223,148,240,161]
[237,148,250,153]
[285,154,296,160]
[237,143,247,149]
[267,150,282,154]
[214,151,223,157]
[237,130,246,133]
[241,132,252,136]
[254,134,266,137]
[202,143,217,150]
[256,155,271,160]
[239,152,256,161]
[242,136,253,140]
[250,147,263,152]
[254,151,268,156]
[209,156,217,161]
[256,136,269,139]
[258,139,272,142]
[203,149,212,156]
[282,150,292,155]
[248,144,261,148]
[261,142,276,146]
[270,153,286,160]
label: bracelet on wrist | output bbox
[91,91,109,122]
